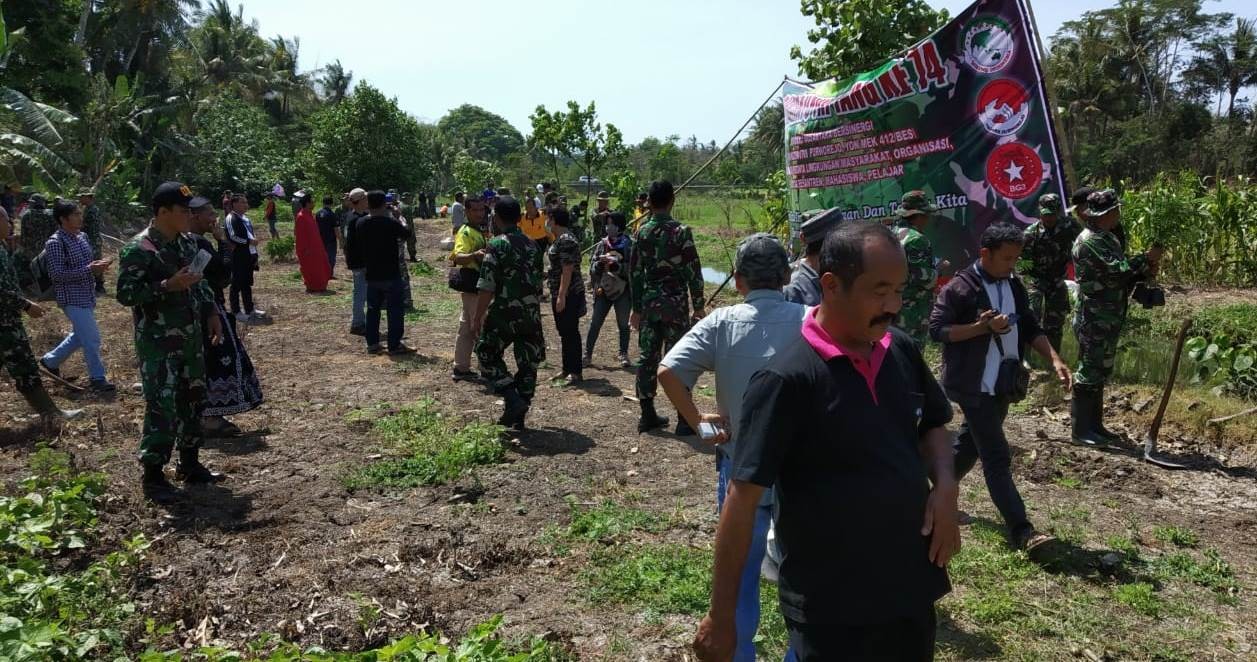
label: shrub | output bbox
[265,236,295,262]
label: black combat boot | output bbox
[1070,388,1109,446]
[142,464,179,503]
[674,418,695,437]
[637,398,669,433]
[1092,386,1123,444]
[497,387,529,428]
[175,448,225,483]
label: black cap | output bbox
[188,196,212,210]
[152,181,194,209]
[1070,186,1096,209]
[800,207,844,244]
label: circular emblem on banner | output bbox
[977,79,1030,136]
[962,16,1016,74]
[986,142,1043,199]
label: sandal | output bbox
[1017,530,1055,554]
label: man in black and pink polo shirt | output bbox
[694,220,961,661]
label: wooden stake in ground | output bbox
[1144,318,1191,469]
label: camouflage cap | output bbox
[596,190,610,200]
[1085,189,1121,217]
[735,233,790,286]
[1038,193,1062,216]
[29,193,47,207]
[896,190,938,218]
[77,187,96,198]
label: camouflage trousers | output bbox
[399,253,413,310]
[896,290,933,347]
[1027,279,1070,352]
[475,316,545,400]
[0,321,41,392]
[137,334,207,467]
[1072,317,1121,391]
[636,318,689,400]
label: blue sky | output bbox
[239,0,1253,144]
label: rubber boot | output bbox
[20,383,83,423]
[497,387,529,428]
[142,464,179,504]
[637,398,669,433]
[513,397,532,432]
[1092,386,1123,444]
[175,447,225,483]
[1070,388,1108,447]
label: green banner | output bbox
[784,0,1067,265]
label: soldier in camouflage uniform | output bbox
[629,181,704,433]
[16,194,54,289]
[1070,189,1162,446]
[79,188,107,294]
[471,196,545,430]
[0,205,82,424]
[116,182,225,502]
[1018,193,1081,352]
[893,190,943,346]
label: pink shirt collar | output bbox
[801,307,892,403]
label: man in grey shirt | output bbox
[449,192,467,233]
[658,233,805,662]
[783,207,842,307]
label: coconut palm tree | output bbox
[319,60,353,104]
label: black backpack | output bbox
[30,233,71,301]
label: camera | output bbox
[1131,282,1166,309]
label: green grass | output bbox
[935,515,1240,660]
[579,539,788,659]
[1113,582,1164,617]
[1154,525,1200,549]
[562,499,666,544]
[405,296,461,321]
[342,400,506,491]
[583,544,712,617]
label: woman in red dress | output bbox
[293,192,330,293]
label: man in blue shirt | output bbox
[659,233,805,662]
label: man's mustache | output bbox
[871,313,898,327]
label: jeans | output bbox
[43,304,106,381]
[454,291,479,370]
[267,217,278,238]
[585,294,630,356]
[350,269,367,328]
[552,295,584,376]
[717,453,780,662]
[955,395,1032,539]
[365,278,405,349]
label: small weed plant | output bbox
[343,400,506,491]
[0,447,147,661]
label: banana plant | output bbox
[0,10,78,190]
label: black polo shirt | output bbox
[733,325,953,625]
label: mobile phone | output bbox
[1006,312,1020,325]
[188,249,213,275]
[698,422,722,440]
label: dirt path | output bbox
[2,219,1254,659]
